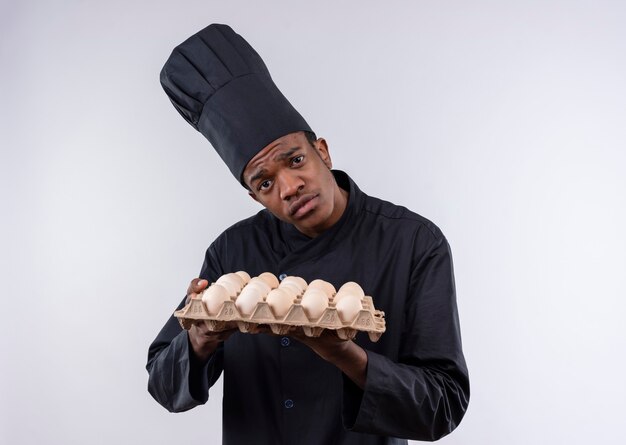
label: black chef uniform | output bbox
[147,24,469,444]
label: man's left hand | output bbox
[290,330,368,389]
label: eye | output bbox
[258,179,272,191]
[291,155,304,166]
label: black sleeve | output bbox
[342,228,470,440]
[145,244,225,412]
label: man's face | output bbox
[243,132,347,238]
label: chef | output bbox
[147,24,469,444]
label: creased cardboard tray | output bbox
[175,294,386,342]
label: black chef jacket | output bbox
[147,170,469,444]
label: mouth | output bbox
[289,194,319,219]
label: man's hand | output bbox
[185,278,208,305]
[186,278,237,364]
[291,330,368,389]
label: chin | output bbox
[296,212,331,234]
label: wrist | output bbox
[188,332,220,364]
[323,340,353,364]
[333,341,368,389]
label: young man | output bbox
[147,24,469,444]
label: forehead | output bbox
[243,132,308,180]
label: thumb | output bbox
[187,278,209,297]
[195,279,209,292]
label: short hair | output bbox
[303,131,317,147]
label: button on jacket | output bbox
[147,170,469,444]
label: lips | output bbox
[289,193,318,218]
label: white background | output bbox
[2,1,625,444]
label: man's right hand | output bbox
[186,278,237,363]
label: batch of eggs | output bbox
[201,271,366,323]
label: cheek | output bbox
[321,170,336,195]
[260,196,277,209]
[316,176,336,211]
[260,195,287,216]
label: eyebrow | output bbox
[248,147,302,185]
[249,168,267,185]
[275,147,300,162]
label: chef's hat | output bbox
[160,24,312,183]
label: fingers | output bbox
[214,328,238,341]
[189,324,238,350]
[187,278,209,295]
[186,278,209,303]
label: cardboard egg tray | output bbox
[174,292,386,342]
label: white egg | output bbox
[335,294,363,323]
[215,276,239,297]
[280,276,308,293]
[257,272,279,289]
[332,291,349,304]
[225,272,245,289]
[301,288,329,320]
[266,288,294,317]
[308,279,336,298]
[235,270,251,284]
[278,282,301,298]
[201,284,231,315]
[247,278,271,296]
[338,281,365,299]
[235,285,264,315]
[217,272,243,289]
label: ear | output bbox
[248,190,260,203]
[314,138,333,169]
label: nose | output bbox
[278,171,304,201]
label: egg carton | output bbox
[174,294,386,342]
